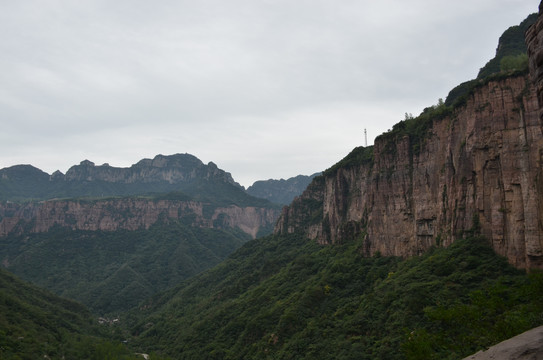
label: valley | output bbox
[2,4,543,360]
[0,154,284,315]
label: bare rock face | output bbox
[527,3,543,111]
[211,206,280,239]
[0,199,280,239]
[462,326,543,360]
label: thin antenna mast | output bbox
[364,128,367,147]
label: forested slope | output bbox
[0,267,161,359]
[1,220,250,315]
[127,233,543,359]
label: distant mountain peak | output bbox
[0,153,241,201]
[246,172,321,205]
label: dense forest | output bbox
[0,266,173,359]
[125,232,543,359]
[0,221,250,314]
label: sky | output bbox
[0,0,539,188]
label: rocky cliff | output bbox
[276,23,543,269]
[527,3,543,116]
[0,198,279,239]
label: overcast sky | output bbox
[0,0,539,187]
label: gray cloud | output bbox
[0,0,539,187]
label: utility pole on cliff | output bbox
[364,128,367,147]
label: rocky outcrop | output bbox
[276,74,543,269]
[0,199,280,239]
[462,326,543,360]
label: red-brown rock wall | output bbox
[527,3,543,110]
[276,74,543,269]
[0,199,280,239]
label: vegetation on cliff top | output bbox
[375,98,452,157]
[353,13,537,160]
[444,12,536,108]
[477,13,537,79]
[323,146,374,177]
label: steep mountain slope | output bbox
[4,8,543,360]
[477,13,537,79]
[446,13,536,107]
[246,173,321,205]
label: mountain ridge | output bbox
[0,153,242,201]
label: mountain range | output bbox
[2,6,543,360]
[0,152,318,205]
[0,153,292,315]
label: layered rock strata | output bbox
[0,199,279,239]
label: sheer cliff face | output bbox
[276,73,543,269]
[0,199,280,239]
[276,9,543,270]
[527,4,543,112]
